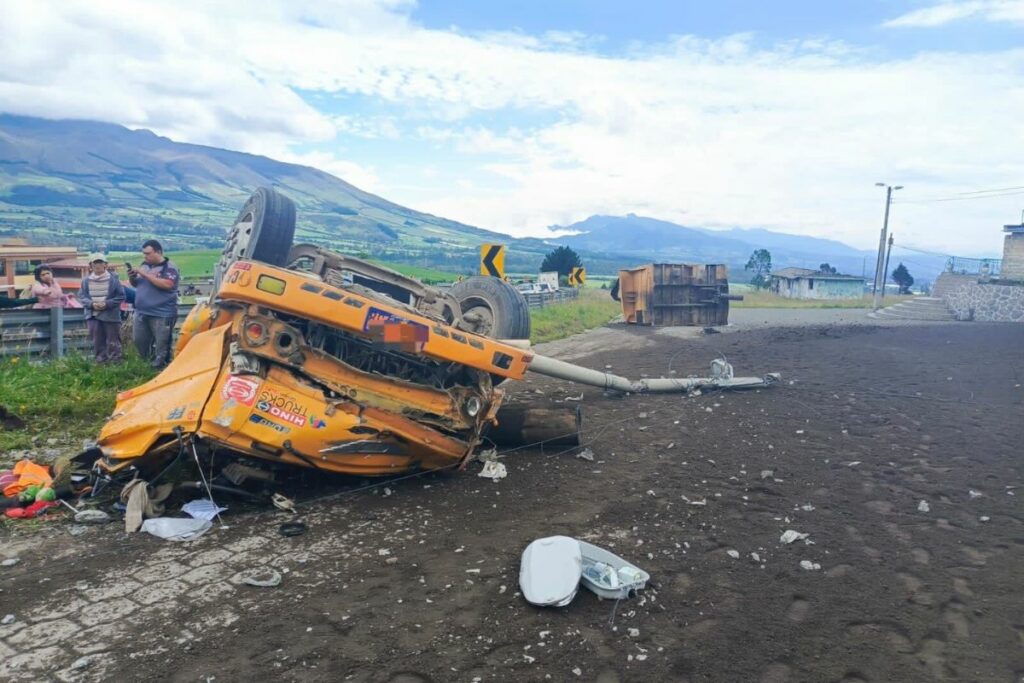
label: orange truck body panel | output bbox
[97,260,532,476]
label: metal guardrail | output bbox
[946,257,1002,277]
[1,288,582,358]
[521,288,579,309]
[0,303,195,358]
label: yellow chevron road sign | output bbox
[480,244,505,278]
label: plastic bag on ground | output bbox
[140,517,212,541]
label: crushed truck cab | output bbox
[95,195,535,479]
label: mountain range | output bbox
[0,114,944,280]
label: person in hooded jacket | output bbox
[78,255,126,363]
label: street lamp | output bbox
[872,182,903,309]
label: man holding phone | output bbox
[128,239,180,369]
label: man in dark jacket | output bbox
[79,255,126,363]
[128,239,179,369]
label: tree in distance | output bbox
[892,263,914,294]
[818,263,837,274]
[745,249,773,289]
[542,245,583,278]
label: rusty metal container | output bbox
[617,263,736,326]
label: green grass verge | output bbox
[0,352,157,451]
[529,288,621,344]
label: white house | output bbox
[769,267,865,300]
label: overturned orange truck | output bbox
[83,188,777,486]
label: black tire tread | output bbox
[450,276,531,339]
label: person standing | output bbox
[27,266,64,309]
[79,255,126,363]
[128,239,180,369]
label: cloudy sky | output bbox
[3,0,1023,256]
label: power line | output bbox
[896,189,1024,204]
[956,185,1024,195]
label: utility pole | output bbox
[872,182,902,310]
[881,233,894,301]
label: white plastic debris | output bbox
[70,656,93,671]
[478,460,507,481]
[628,628,640,637]
[917,500,930,513]
[181,499,227,521]
[800,504,815,512]
[520,536,582,606]
[968,490,982,499]
[760,470,773,480]
[271,493,296,513]
[780,530,809,544]
[846,461,861,467]
[979,516,990,522]
[751,552,761,562]
[242,569,282,587]
[0,558,19,567]
[572,667,582,677]
[140,517,212,541]
[726,550,740,559]
[1,614,14,625]
[799,560,821,571]
[74,509,112,524]
[578,540,649,600]
[576,448,595,462]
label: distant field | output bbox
[109,249,461,283]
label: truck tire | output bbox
[451,276,531,340]
[214,187,296,292]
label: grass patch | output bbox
[107,249,462,284]
[0,352,157,451]
[731,290,915,309]
[108,249,220,280]
[366,260,460,284]
[530,288,621,344]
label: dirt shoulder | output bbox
[1,318,1021,683]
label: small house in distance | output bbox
[769,267,864,300]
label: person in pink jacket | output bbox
[27,266,64,309]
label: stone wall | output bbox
[932,272,977,299]
[945,281,1024,322]
[1003,233,1024,281]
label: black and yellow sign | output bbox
[480,243,505,278]
[569,266,586,287]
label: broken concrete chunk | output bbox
[780,530,809,544]
[799,560,821,571]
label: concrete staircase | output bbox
[869,297,957,321]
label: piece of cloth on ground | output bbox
[181,499,227,521]
[2,460,53,498]
[140,517,212,541]
[121,479,172,532]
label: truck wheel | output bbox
[451,276,531,340]
[214,187,296,292]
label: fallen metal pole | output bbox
[526,355,779,394]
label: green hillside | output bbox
[0,114,574,273]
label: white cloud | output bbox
[2,0,1022,255]
[884,1,1024,28]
